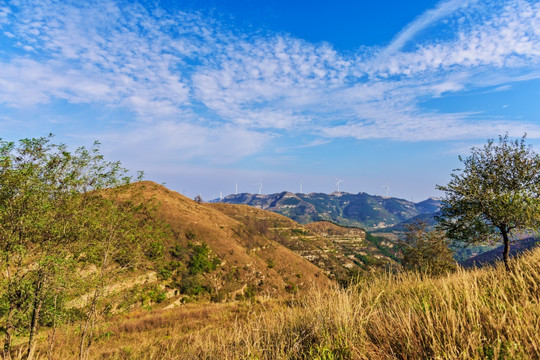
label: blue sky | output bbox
[1,0,539,201]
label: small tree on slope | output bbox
[436,134,540,270]
[400,221,456,275]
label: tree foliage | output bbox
[437,134,540,269]
[399,221,456,275]
[0,135,165,359]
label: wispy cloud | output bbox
[382,0,477,56]
[1,0,539,164]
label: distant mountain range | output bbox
[214,191,441,230]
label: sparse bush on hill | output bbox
[188,243,219,275]
[365,232,398,261]
[399,221,457,275]
[160,241,222,298]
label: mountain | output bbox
[205,204,399,282]
[216,191,441,230]
[128,182,331,300]
[87,182,400,310]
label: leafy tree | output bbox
[399,221,456,275]
[0,135,165,359]
[0,136,95,359]
[75,185,164,360]
[437,134,540,270]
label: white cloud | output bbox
[370,0,540,75]
[99,121,271,165]
[382,0,477,56]
[0,0,539,156]
[0,0,200,117]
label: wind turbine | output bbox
[335,177,344,192]
[219,192,223,201]
[255,180,263,195]
[235,182,238,195]
[382,183,390,197]
[300,179,303,194]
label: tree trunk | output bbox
[3,322,13,360]
[3,262,15,360]
[79,285,101,360]
[501,229,511,271]
[46,294,59,360]
[3,299,16,360]
[26,275,45,360]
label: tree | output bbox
[0,135,164,359]
[399,221,456,275]
[75,186,162,360]
[437,134,540,270]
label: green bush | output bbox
[188,243,218,275]
[158,267,173,280]
[244,284,256,300]
[170,244,186,259]
[145,241,164,260]
[148,288,167,303]
[179,274,206,296]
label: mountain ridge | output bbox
[214,191,441,230]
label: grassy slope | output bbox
[207,204,361,281]
[128,181,332,297]
[206,205,398,280]
[36,247,540,359]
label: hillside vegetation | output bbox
[207,204,398,279]
[113,181,333,298]
[30,246,540,359]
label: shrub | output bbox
[158,267,173,280]
[188,243,218,275]
[145,241,164,260]
[179,274,206,296]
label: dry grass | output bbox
[28,247,540,359]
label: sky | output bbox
[1,0,539,201]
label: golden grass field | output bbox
[25,245,539,360]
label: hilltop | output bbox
[216,191,441,230]
[121,181,331,299]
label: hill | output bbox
[216,191,441,230]
[460,237,540,268]
[205,204,399,281]
[79,182,398,307]
[124,181,331,300]
[39,240,540,359]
